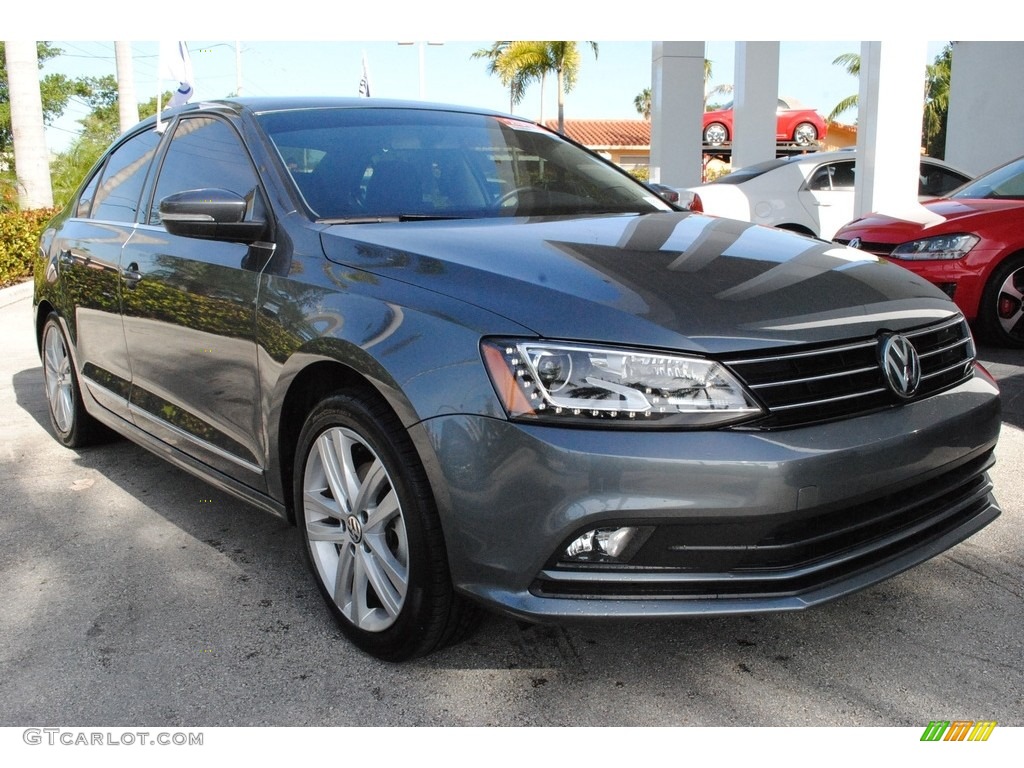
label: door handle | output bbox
[122,262,142,288]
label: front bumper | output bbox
[881,249,1002,322]
[414,369,1001,621]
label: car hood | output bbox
[320,212,959,354]
[840,197,1024,240]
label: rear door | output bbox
[797,159,856,238]
[50,128,163,418]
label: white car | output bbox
[682,151,971,240]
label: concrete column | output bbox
[854,41,940,225]
[947,42,1024,175]
[649,41,704,187]
[732,42,779,170]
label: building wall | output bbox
[947,42,1024,175]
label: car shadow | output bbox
[976,343,1024,430]
[7,358,1023,726]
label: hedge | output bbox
[0,208,57,288]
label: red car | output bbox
[703,98,827,147]
[834,155,1024,347]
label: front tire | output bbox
[294,391,478,660]
[41,313,101,448]
[979,254,1024,347]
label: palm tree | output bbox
[477,41,598,134]
[828,52,860,123]
[4,40,53,208]
[634,87,651,120]
[471,42,516,112]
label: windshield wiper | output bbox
[319,213,471,224]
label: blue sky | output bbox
[12,1,987,153]
[40,40,950,153]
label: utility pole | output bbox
[115,41,139,133]
[235,41,242,96]
[4,40,53,209]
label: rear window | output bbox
[712,156,802,185]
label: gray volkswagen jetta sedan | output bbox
[34,98,1001,660]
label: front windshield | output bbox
[952,156,1024,200]
[257,107,670,220]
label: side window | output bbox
[75,166,102,218]
[808,162,854,192]
[920,164,968,197]
[90,129,162,222]
[150,116,263,226]
[808,164,834,191]
[830,162,855,189]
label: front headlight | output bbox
[890,233,979,261]
[481,339,764,428]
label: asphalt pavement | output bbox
[1,279,1021,727]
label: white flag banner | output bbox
[160,40,194,107]
[359,52,372,98]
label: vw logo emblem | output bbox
[346,515,363,544]
[879,334,921,399]
[848,237,862,250]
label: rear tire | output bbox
[703,122,728,146]
[793,122,818,146]
[41,313,101,448]
[293,391,479,660]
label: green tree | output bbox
[827,46,953,155]
[49,88,166,209]
[0,42,93,159]
[478,41,598,134]
[471,42,516,112]
[922,45,952,158]
[634,87,651,120]
[1,42,107,208]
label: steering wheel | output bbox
[494,186,535,208]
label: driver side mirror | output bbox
[160,188,267,243]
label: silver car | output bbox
[34,98,1001,660]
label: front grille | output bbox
[723,315,975,429]
[833,238,895,257]
[533,449,998,600]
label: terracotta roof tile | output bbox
[543,119,650,148]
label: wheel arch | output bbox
[34,299,56,355]
[271,356,403,523]
[978,247,1024,346]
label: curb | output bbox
[0,280,33,310]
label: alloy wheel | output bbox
[302,426,409,633]
[43,322,75,435]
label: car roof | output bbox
[124,97,524,140]
[707,149,968,187]
[182,96,514,119]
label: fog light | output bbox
[563,526,651,563]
